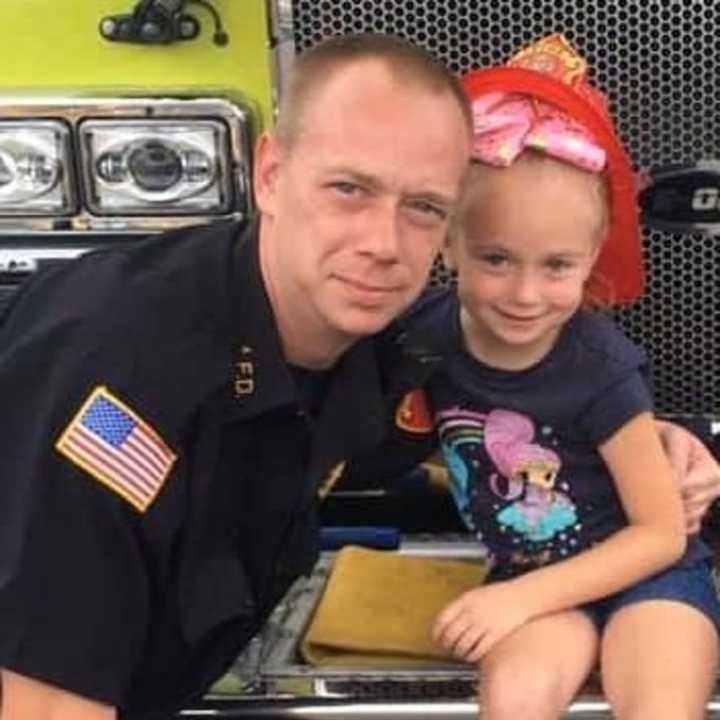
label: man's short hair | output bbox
[274,33,472,150]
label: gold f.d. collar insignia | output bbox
[234,345,255,397]
[318,461,347,499]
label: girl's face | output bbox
[445,157,603,370]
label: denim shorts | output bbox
[581,558,720,632]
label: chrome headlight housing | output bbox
[81,119,233,215]
[0,98,252,232]
[0,120,75,215]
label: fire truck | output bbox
[1,1,719,717]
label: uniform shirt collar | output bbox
[224,219,297,419]
[399,289,462,361]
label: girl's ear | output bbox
[586,241,602,275]
[581,243,604,302]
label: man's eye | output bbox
[405,199,447,221]
[330,181,361,196]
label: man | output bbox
[0,34,472,720]
[0,33,717,720]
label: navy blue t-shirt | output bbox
[425,298,708,579]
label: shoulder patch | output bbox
[395,389,433,434]
[55,385,177,512]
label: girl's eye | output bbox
[546,258,574,273]
[480,253,508,267]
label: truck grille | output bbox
[321,678,475,700]
[291,1,720,415]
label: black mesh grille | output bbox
[322,678,476,700]
[291,1,720,414]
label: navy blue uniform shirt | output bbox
[0,220,439,719]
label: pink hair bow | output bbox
[471,91,607,173]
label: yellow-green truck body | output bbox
[4,0,274,128]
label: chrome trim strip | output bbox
[178,696,720,719]
[267,0,297,118]
[0,246,91,273]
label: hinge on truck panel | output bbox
[99,0,228,46]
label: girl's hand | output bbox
[432,582,531,663]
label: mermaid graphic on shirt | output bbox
[437,407,577,566]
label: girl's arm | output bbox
[434,411,686,660]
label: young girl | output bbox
[422,35,719,718]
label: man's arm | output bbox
[0,265,157,709]
[657,419,720,533]
[1,670,116,720]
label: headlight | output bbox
[0,120,75,215]
[0,99,252,231]
[80,119,233,215]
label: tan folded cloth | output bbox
[301,545,489,666]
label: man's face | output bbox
[255,59,470,355]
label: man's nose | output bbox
[360,205,402,262]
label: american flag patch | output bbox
[56,385,177,512]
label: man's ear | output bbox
[253,131,283,215]
[442,235,458,272]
